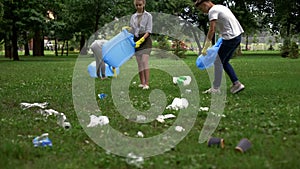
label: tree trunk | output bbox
[245,35,249,51]
[66,40,68,56]
[12,14,19,60]
[23,32,30,56]
[33,30,43,56]
[4,38,12,59]
[54,38,58,56]
[61,40,65,56]
[190,25,201,55]
[24,41,30,56]
[80,34,87,55]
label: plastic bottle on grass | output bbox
[98,93,107,99]
[32,133,52,147]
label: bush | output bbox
[280,39,299,59]
[69,47,75,51]
[280,39,290,58]
[289,42,299,59]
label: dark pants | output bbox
[213,35,241,88]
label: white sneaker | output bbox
[142,85,149,90]
[138,84,144,88]
[231,83,245,94]
[202,87,221,94]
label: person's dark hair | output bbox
[195,0,209,7]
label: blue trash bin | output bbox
[102,29,136,68]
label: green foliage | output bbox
[289,41,299,59]
[0,1,3,21]
[280,38,299,59]
[172,40,187,58]
[280,39,290,58]
[156,35,171,51]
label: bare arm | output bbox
[207,19,216,41]
[142,32,150,39]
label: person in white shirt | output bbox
[90,40,108,79]
[195,0,245,94]
[129,0,152,90]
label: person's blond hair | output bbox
[133,0,146,6]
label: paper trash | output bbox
[166,98,189,110]
[20,102,49,110]
[87,115,109,127]
[38,109,71,129]
[199,107,209,111]
[156,114,176,123]
[175,126,185,132]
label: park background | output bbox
[1,0,300,169]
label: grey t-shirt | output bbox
[130,11,152,37]
[209,5,244,40]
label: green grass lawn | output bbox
[0,52,299,169]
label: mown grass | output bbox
[0,52,299,169]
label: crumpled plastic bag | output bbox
[196,37,223,70]
[87,115,109,127]
[173,76,192,86]
[126,152,144,168]
[20,102,49,110]
[166,98,189,110]
[175,126,185,132]
[38,109,71,129]
[156,114,176,123]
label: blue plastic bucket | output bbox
[102,30,136,67]
[87,61,120,78]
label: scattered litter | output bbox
[207,137,225,148]
[136,115,146,122]
[235,138,251,153]
[185,89,192,93]
[166,98,189,110]
[210,112,226,117]
[20,102,49,110]
[156,114,176,123]
[132,81,137,85]
[87,115,109,127]
[32,133,52,147]
[20,102,71,129]
[38,109,71,129]
[98,93,107,100]
[126,152,144,168]
[175,126,185,132]
[199,107,209,111]
[137,131,144,138]
[173,76,192,86]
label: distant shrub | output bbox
[280,39,290,58]
[69,47,75,51]
[289,42,299,59]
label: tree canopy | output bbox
[0,0,299,60]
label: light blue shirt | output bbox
[130,11,152,37]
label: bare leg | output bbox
[142,54,149,86]
[136,55,145,85]
[100,60,106,78]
